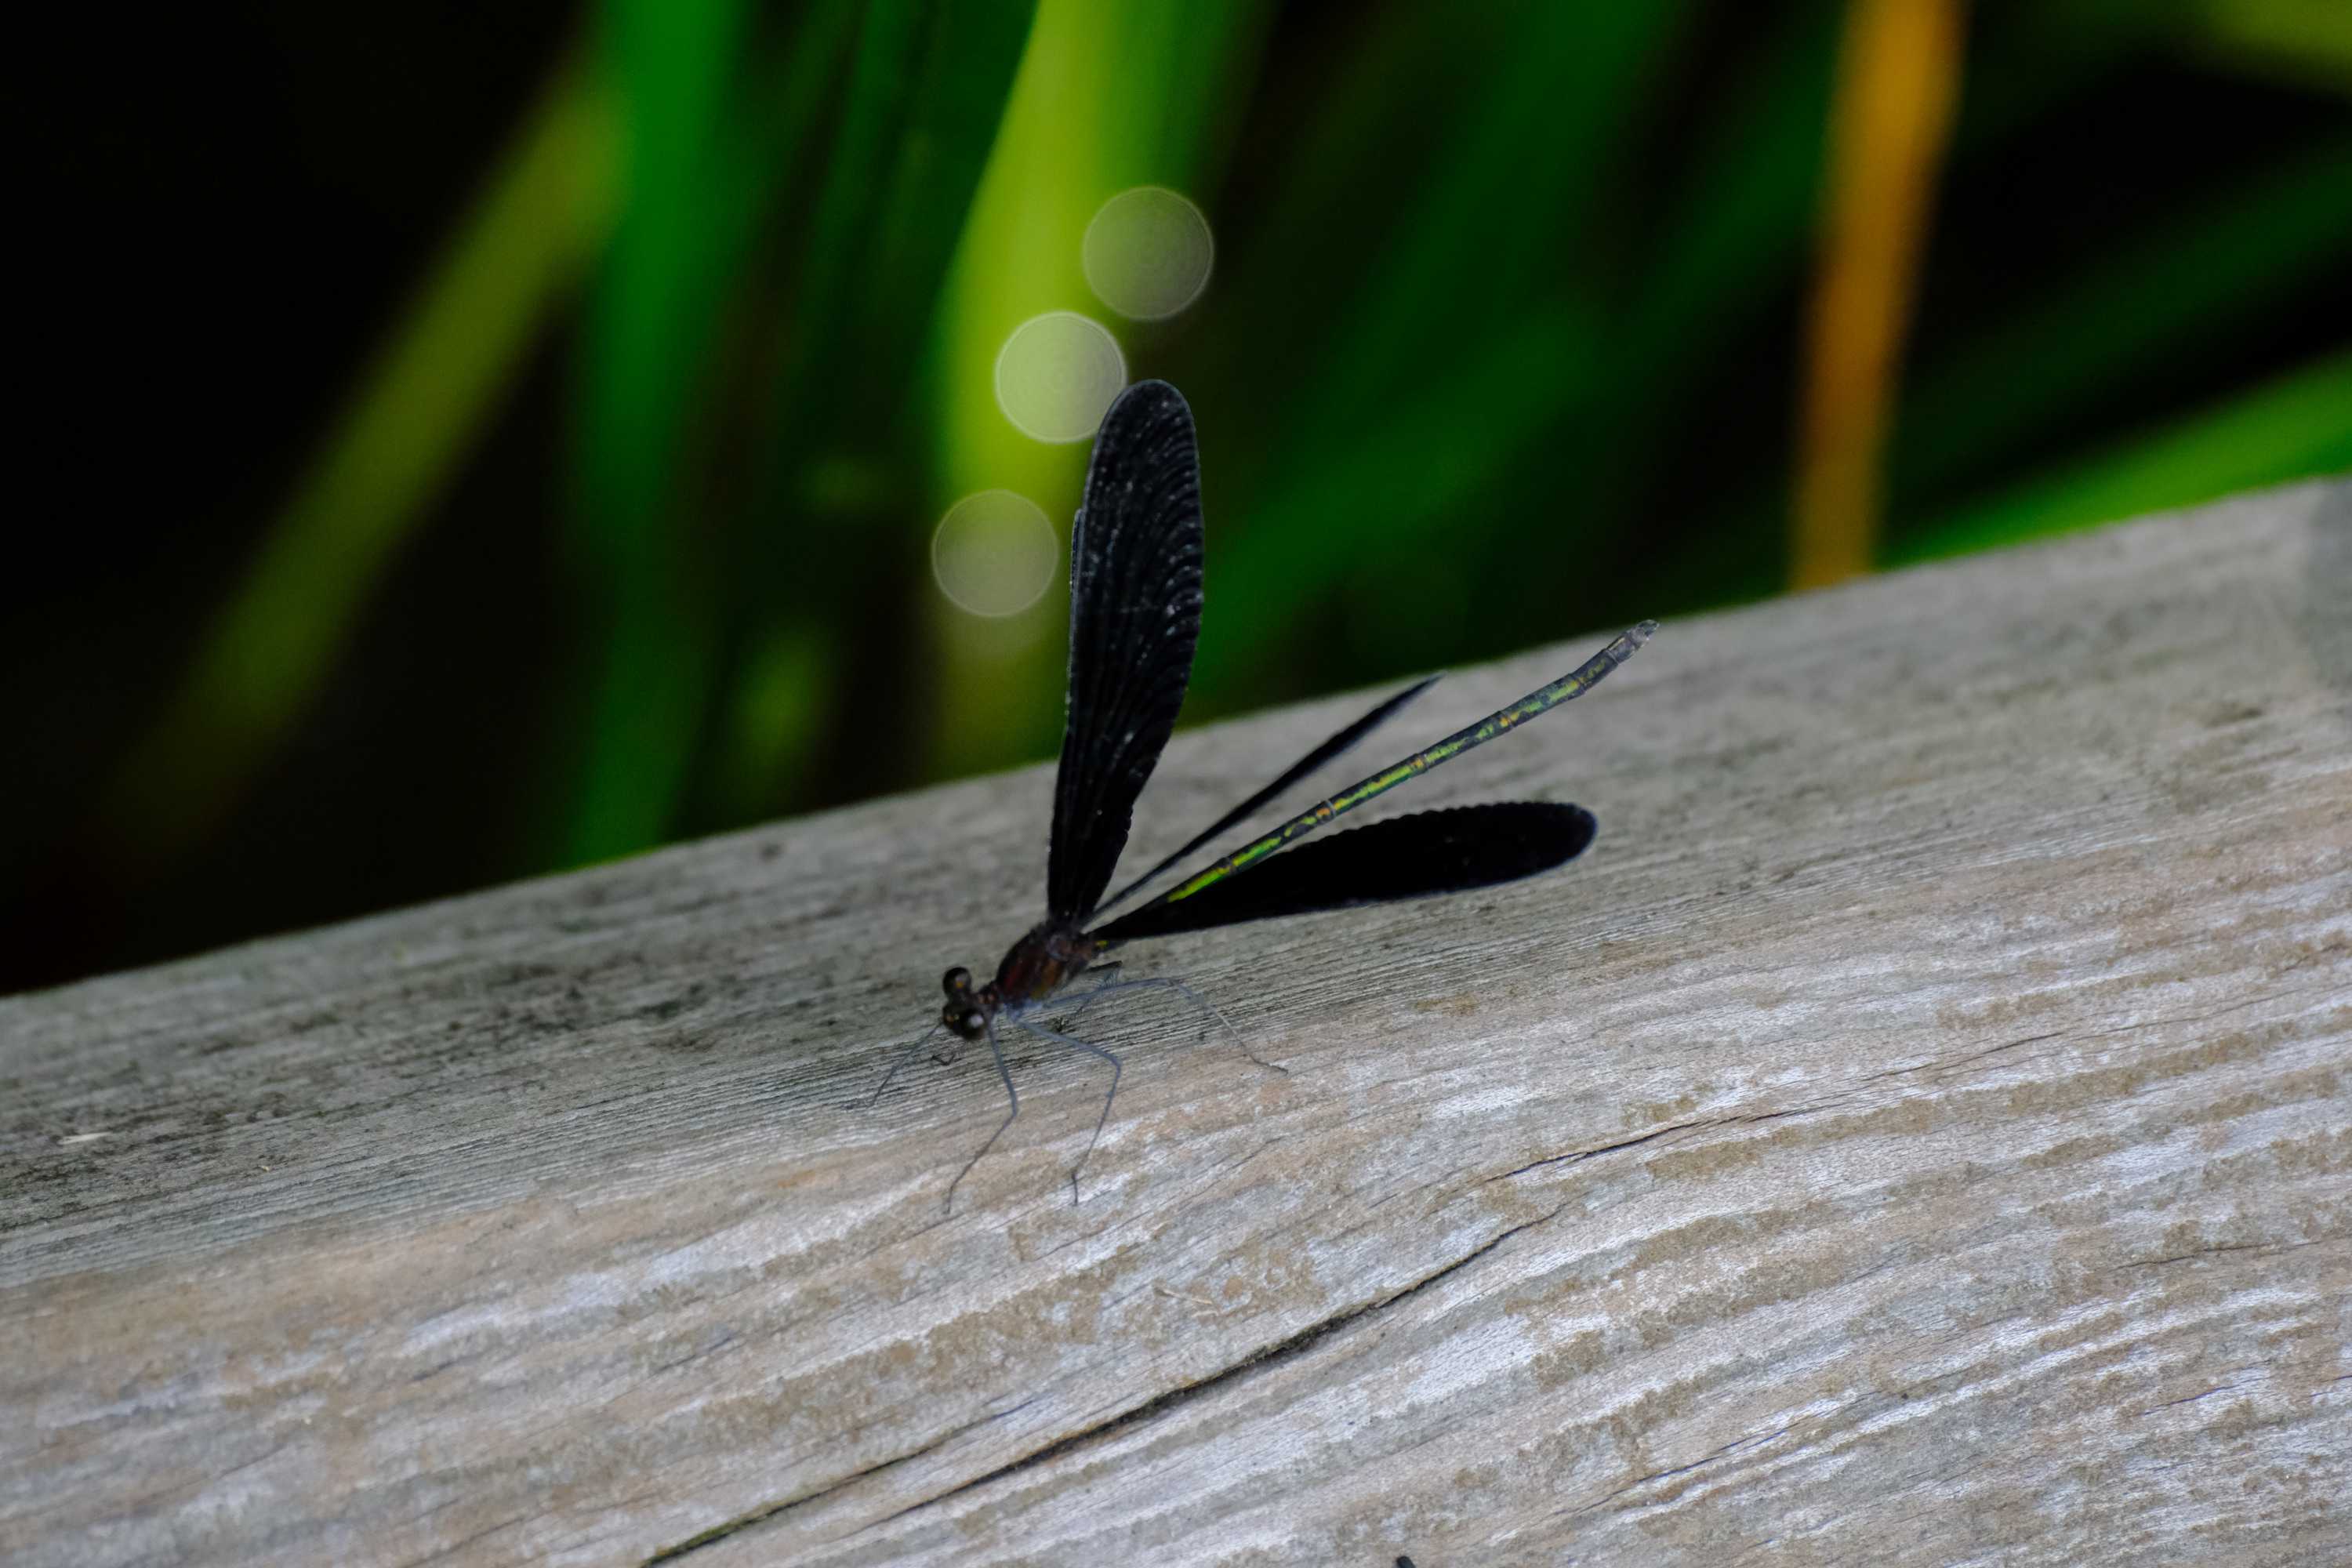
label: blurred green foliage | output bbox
[7,0,2350,992]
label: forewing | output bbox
[1047,379,1206,923]
[1090,802,1595,944]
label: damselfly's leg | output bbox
[1011,1017,1124,1204]
[1061,975,1287,1076]
[1051,962,1125,1027]
[862,1022,947,1109]
[942,1015,1021,1215]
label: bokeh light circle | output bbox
[1082,187,1214,321]
[931,489,1060,617]
[993,311,1127,442]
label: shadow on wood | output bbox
[4,479,2350,1565]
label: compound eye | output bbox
[942,966,973,1000]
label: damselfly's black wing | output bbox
[1088,802,1595,944]
[1047,379,1206,924]
[1090,674,1442,917]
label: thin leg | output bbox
[862,1022,946,1109]
[1064,975,1287,1076]
[1052,962,1125,1027]
[1012,1017,1123,1204]
[943,1015,1021,1214]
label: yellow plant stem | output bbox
[1793,0,1965,590]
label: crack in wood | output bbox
[639,1399,1038,1565]
[1573,1417,1802,1517]
[853,1195,1580,1540]
[1481,1120,1705,1185]
[2142,1381,2249,1415]
[2114,1233,2347,1271]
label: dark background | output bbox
[7,0,2350,995]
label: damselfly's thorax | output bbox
[938,922,1102,1043]
[993,921,1098,1008]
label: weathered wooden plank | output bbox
[4,478,2349,1566]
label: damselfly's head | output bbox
[940,966,989,1042]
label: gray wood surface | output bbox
[5,478,2350,1567]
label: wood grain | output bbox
[5,478,2350,1566]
